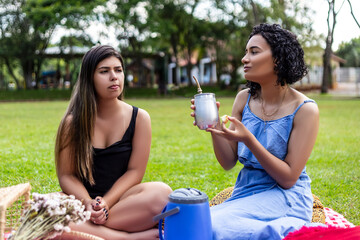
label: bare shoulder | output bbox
[292,90,319,119]
[297,100,319,117]
[133,107,151,137]
[64,114,73,125]
[232,89,249,115]
[136,107,151,122]
[60,114,73,134]
[119,101,150,121]
[235,88,250,102]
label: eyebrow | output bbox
[97,65,123,70]
[245,46,261,52]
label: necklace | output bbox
[261,87,288,131]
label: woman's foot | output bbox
[128,228,159,240]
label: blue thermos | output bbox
[153,188,212,240]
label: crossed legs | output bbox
[65,182,172,240]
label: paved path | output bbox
[329,82,360,97]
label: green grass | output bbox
[0,89,72,101]
[0,95,359,225]
[0,86,238,101]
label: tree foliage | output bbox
[0,0,322,90]
[208,0,317,87]
[336,37,360,67]
[0,0,106,89]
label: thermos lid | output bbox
[169,188,208,204]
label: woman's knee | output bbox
[152,181,172,195]
[141,182,172,213]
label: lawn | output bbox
[0,95,359,225]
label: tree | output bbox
[210,0,315,87]
[336,37,360,67]
[347,0,360,29]
[0,0,106,89]
[147,0,198,85]
[210,0,266,86]
[58,35,95,88]
[321,0,345,93]
[109,0,151,53]
[116,0,208,87]
[321,0,360,93]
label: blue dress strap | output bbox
[293,99,316,115]
[246,92,251,104]
[241,93,252,117]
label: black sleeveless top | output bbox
[83,106,138,198]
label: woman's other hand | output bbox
[82,198,104,225]
[90,196,109,224]
[82,197,108,225]
[206,116,250,143]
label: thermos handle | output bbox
[153,206,180,240]
[159,215,164,240]
[153,206,180,222]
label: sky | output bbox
[311,0,360,50]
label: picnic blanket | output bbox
[324,207,355,228]
[283,207,358,240]
[3,208,356,240]
[283,225,360,240]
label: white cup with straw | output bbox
[193,76,219,130]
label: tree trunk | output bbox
[186,46,193,87]
[170,35,178,85]
[22,60,35,89]
[0,59,4,89]
[34,57,43,89]
[186,62,192,86]
[230,60,240,87]
[321,0,338,93]
[321,44,332,93]
[250,0,260,25]
[3,57,22,89]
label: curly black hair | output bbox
[245,23,308,97]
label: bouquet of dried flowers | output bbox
[9,193,91,240]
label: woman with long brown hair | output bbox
[55,45,172,240]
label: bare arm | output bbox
[57,146,93,202]
[56,117,94,205]
[191,90,248,170]
[259,102,319,188]
[208,101,319,189]
[102,109,151,208]
[56,116,111,225]
[209,90,248,170]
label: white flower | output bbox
[53,223,64,231]
[10,193,91,240]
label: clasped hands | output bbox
[190,99,249,142]
[84,196,109,225]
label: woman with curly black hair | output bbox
[190,23,319,239]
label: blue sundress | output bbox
[211,94,316,240]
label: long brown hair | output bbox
[55,45,124,185]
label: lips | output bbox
[243,66,251,72]
[109,85,119,90]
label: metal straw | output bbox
[192,76,202,94]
